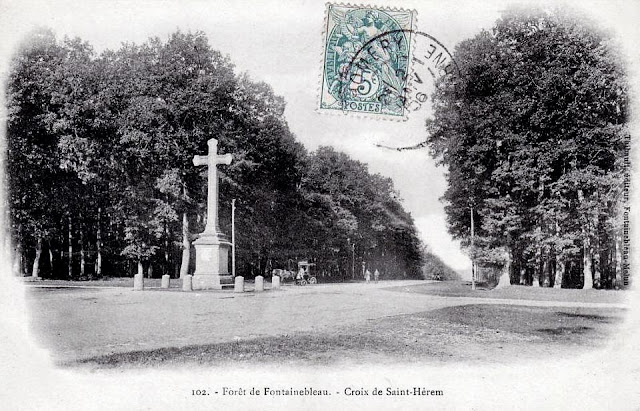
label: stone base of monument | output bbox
[24,276,41,281]
[182,275,193,291]
[192,234,233,290]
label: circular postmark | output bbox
[400,30,460,114]
[331,28,460,118]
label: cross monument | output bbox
[191,138,234,290]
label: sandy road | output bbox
[24,280,626,363]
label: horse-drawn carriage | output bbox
[271,260,317,285]
[271,268,295,282]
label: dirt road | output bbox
[24,280,626,363]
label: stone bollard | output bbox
[234,276,244,293]
[133,273,144,291]
[182,275,193,292]
[161,274,170,289]
[255,275,264,292]
[271,275,280,290]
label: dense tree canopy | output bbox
[300,147,424,278]
[426,6,629,288]
[6,29,425,281]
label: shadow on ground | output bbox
[65,304,625,370]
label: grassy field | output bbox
[67,303,625,369]
[387,281,628,304]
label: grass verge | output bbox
[387,281,628,304]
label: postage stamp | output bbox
[319,4,417,119]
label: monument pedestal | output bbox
[192,232,233,290]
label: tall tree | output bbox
[426,6,628,289]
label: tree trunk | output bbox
[495,248,511,288]
[31,236,43,278]
[535,176,544,288]
[592,211,603,288]
[179,213,190,279]
[554,258,564,289]
[257,252,261,278]
[532,248,541,287]
[583,240,593,289]
[553,219,562,288]
[614,234,622,289]
[593,249,601,289]
[96,207,102,278]
[80,224,86,277]
[542,251,551,287]
[13,243,23,276]
[519,263,526,285]
[60,228,64,261]
[48,241,54,277]
[164,221,170,277]
[577,189,593,289]
[133,258,145,291]
[68,216,73,279]
[13,225,23,276]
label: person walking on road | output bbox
[364,268,371,283]
[374,269,380,283]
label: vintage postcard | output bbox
[0,0,638,410]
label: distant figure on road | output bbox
[364,269,371,283]
[374,269,380,283]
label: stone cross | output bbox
[193,138,233,236]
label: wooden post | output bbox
[352,242,355,280]
[232,199,236,278]
[68,216,73,279]
[80,220,85,277]
[164,221,170,277]
[470,206,476,290]
[96,207,102,277]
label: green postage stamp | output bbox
[319,4,417,119]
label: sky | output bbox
[1,0,638,274]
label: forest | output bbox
[6,29,425,281]
[426,6,630,289]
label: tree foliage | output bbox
[6,29,426,280]
[426,6,628,288]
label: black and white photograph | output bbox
[0,0,639,409]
